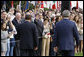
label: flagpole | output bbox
[70,1,72,11]
[35,1,37,14]
[28,1,29,10]
[11,1,14,8]
[25,1,28,12]
[76,1,78,9]
[25,1,29,12]
[24,1,26,12]
[25,1,27,12]
[34,1,36,14]
[57,1,58,9]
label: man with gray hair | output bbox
[62,10,70,17]
[12,12,25,56]
[53,10,79,56]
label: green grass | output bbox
[75,52,83,56]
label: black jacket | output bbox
[17,21,38,49]
[34,19,44,38]
[12,18,24,40]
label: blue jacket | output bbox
[54,19,79,50]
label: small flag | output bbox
[59,1,61,11]
[52,1,56,10]
[41,1,44,8]
[70,1,72,11]
[45,1,47,7]
[11,1,14,8]
[25,1,29,12]
[70,1,72,8]
[49,3,51,9]
[38,1,41,4]
[59,1,61,7]
[57,1,59,9]
[19,1,21,10]
[76,1,78,9]
[57,1,60,11]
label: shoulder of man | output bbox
[69,20,76,25]
[56,21,62,26]
[31,22,37,27]
[12,18,17,23]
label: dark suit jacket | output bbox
[12,18,24,40]
[12,18,24,29]
[34,19,44,38]
[54,19,79,50]
[17,21,38,49]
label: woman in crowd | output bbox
[1,4,83,56]
[6,14,17,56]
[69,13,75,22]
[79,14,83,53]
[1,18,13,56]
[41,18,51,56]
[74,15,80,30]
[74,15,80,53]
[1,21,8,56]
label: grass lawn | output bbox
[57,52,83,56]
[75,52,83,56]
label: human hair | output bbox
[72,7,76,11]
[44,18,49,22]
[35,13,39,17]
[56,16,60,22]
[44,18,49,25]
[1,10,6,14]
[1,21,7,31]
[62,10,70,17]
[16,9,22,14]
[25,14,32,20]
[15,12,21,16]
[9,8,14,12]
[74,15,80,24]
[51,17,54,22]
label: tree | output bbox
[61,1,70,13]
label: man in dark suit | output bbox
[34,13,44,56]
[53,10,79,56]
[12,13,25,56]
[17,15,38,56]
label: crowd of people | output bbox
[1,4,83,56]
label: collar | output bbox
[63,17,69,19]
[63,18,69,20]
